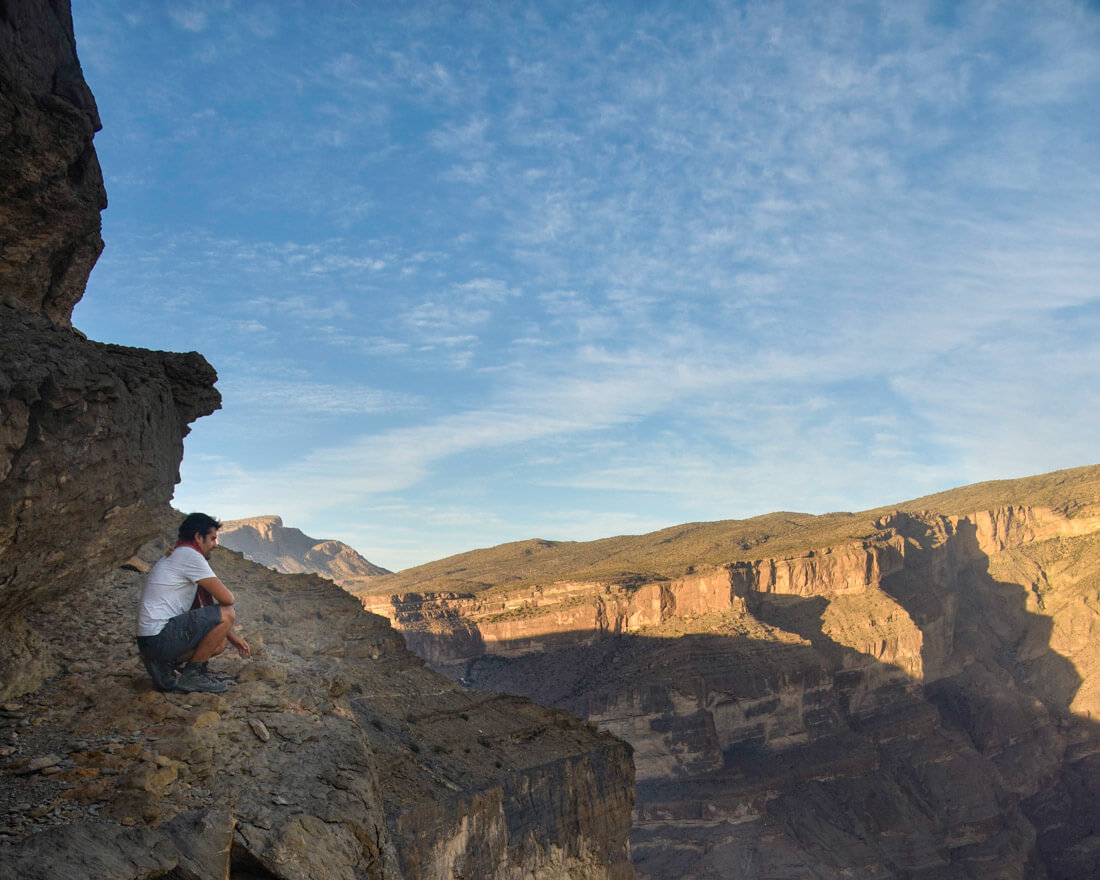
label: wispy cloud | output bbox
[78,0,1100,569]
[429,116,491,156]
[397,277,522,356]
[168,7,207,33]
[241,6,279,40]
[220,378,420,417]
[440,162,489,184]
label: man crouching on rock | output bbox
[136,512,250,694]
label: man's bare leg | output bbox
[180,605,235,663]
[173,606,235,694]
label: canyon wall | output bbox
[357,499,1100,878]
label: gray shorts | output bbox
[137,604,222,663]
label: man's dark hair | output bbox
[178,512,222,542]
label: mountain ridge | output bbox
[219,514,390,583]
[358,463,1100,595]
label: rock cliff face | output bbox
[0,4,636,877]
[0,0,105,325]
[219,515,390,584]
[356,476,1100,879]
[0,0,221,699]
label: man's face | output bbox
[196,529,218,559]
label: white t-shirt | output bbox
[136,546,216,637]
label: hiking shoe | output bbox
[191,661,236,684]
[174,665,229,694]
[142,657,178,692]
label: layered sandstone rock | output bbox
[219,515,390,584]
[355,477,1100,879]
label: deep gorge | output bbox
[357,498,1100,878]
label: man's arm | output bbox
[197,576,234,605]
[197,576,249,657]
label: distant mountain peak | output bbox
[218,516,390,583]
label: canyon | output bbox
[0,3,634,877]
[355,471,1100,878]
[5,2,1098,876]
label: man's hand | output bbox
[228,630,251,659]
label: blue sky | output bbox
[71,0,1100,571]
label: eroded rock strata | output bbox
[356,478,1100,879]
[0,549,634,879]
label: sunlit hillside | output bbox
[360,463,1100,593]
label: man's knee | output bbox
[220,605,236,627]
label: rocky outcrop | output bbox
[0,0,221,699]
[0,548,635,880]
[355,489,1100,879]
[219,515,390,584]
[0,0,105,324]
[0,305,219,618]
[358,538,915,677]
